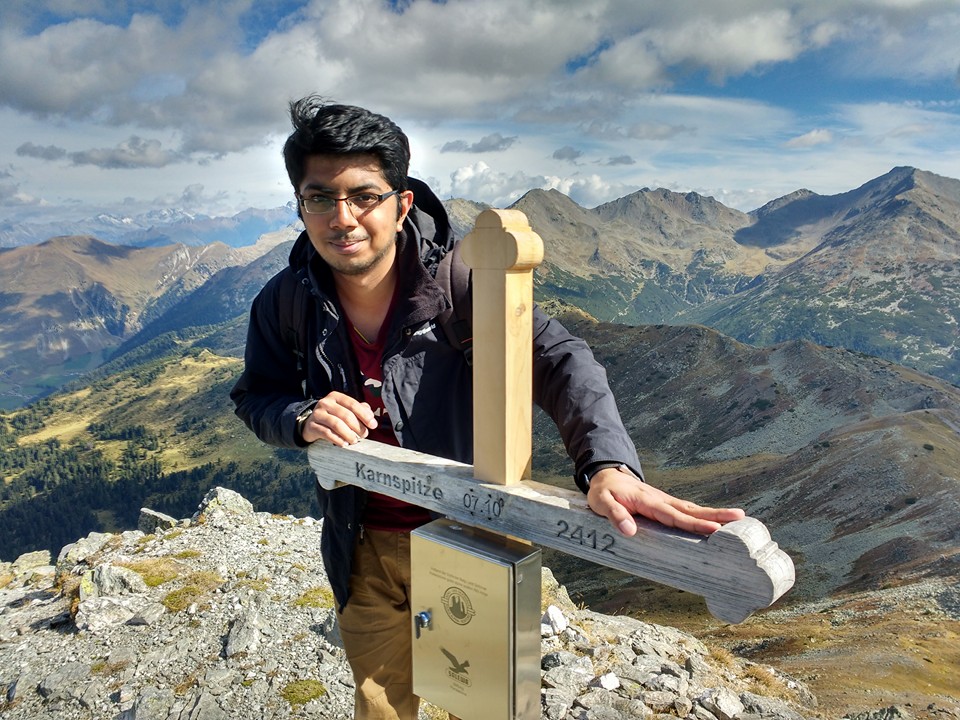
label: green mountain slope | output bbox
[0,344,314,559]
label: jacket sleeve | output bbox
[531,305,644,486]
[230,274,317,449]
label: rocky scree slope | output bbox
[0,487,822,720]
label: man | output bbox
[231,96,744,720]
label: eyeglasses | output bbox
[299,190,400,215]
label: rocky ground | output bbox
[0,487,832,720]
[708,578,960,719]
[538,547,960,720]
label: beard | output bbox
[321,231,397,277]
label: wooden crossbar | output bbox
[308,442,794,623]
[307,208,794,623]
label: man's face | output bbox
[298,154,413,279]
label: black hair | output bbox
[283,96,410,194]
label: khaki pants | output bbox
[338,529,462,720]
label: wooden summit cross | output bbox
[307,209,794,625]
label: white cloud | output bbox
[785,129,835,148]
[627,123,696,142]
[0,6,301,156]
[549,174,639,208]
[553,146,583,163]
[448,161,538,207]
[447,161,638,209]
[1,0,959,222]
[0,180,20,205]
[839,101,960,146]
[152,183,230,213]
[0,15,183,118]
[649,11,803,80]
[0,174,42,207]
[570,33,667,90]
[3,1,957,150]
[820,8,960,81]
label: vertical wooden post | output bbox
[460,209,544,486]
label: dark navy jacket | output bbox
[231,179,642,610]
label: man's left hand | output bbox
[586,467,745,537]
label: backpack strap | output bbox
[435,243,473,366]
[278,268,311,387]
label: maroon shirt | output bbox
[346,296,432,532]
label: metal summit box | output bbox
[411,519,541,720]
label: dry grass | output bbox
[280,679,326,709]
[118,558,185,587]
[293,586,335,609]
[91,659,131,676]
[742,663,792,699]
[182,570,224,591]
[172,550,202,560]
[173,673,199,695]
[160,571,223,613]
[236,578,270,592]
[708,645,737,670]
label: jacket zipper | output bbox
[315,324,351,394]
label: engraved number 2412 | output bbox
[556,520,615,553]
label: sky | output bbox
[1,0,959,227]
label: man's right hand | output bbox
[300,392,378,446]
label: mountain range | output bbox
[2,166,956,411]
[1,306,957,715]
[0,204,298,249]
[1,167,959,714]
[519,167,959,384]
[0,228,298,408]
